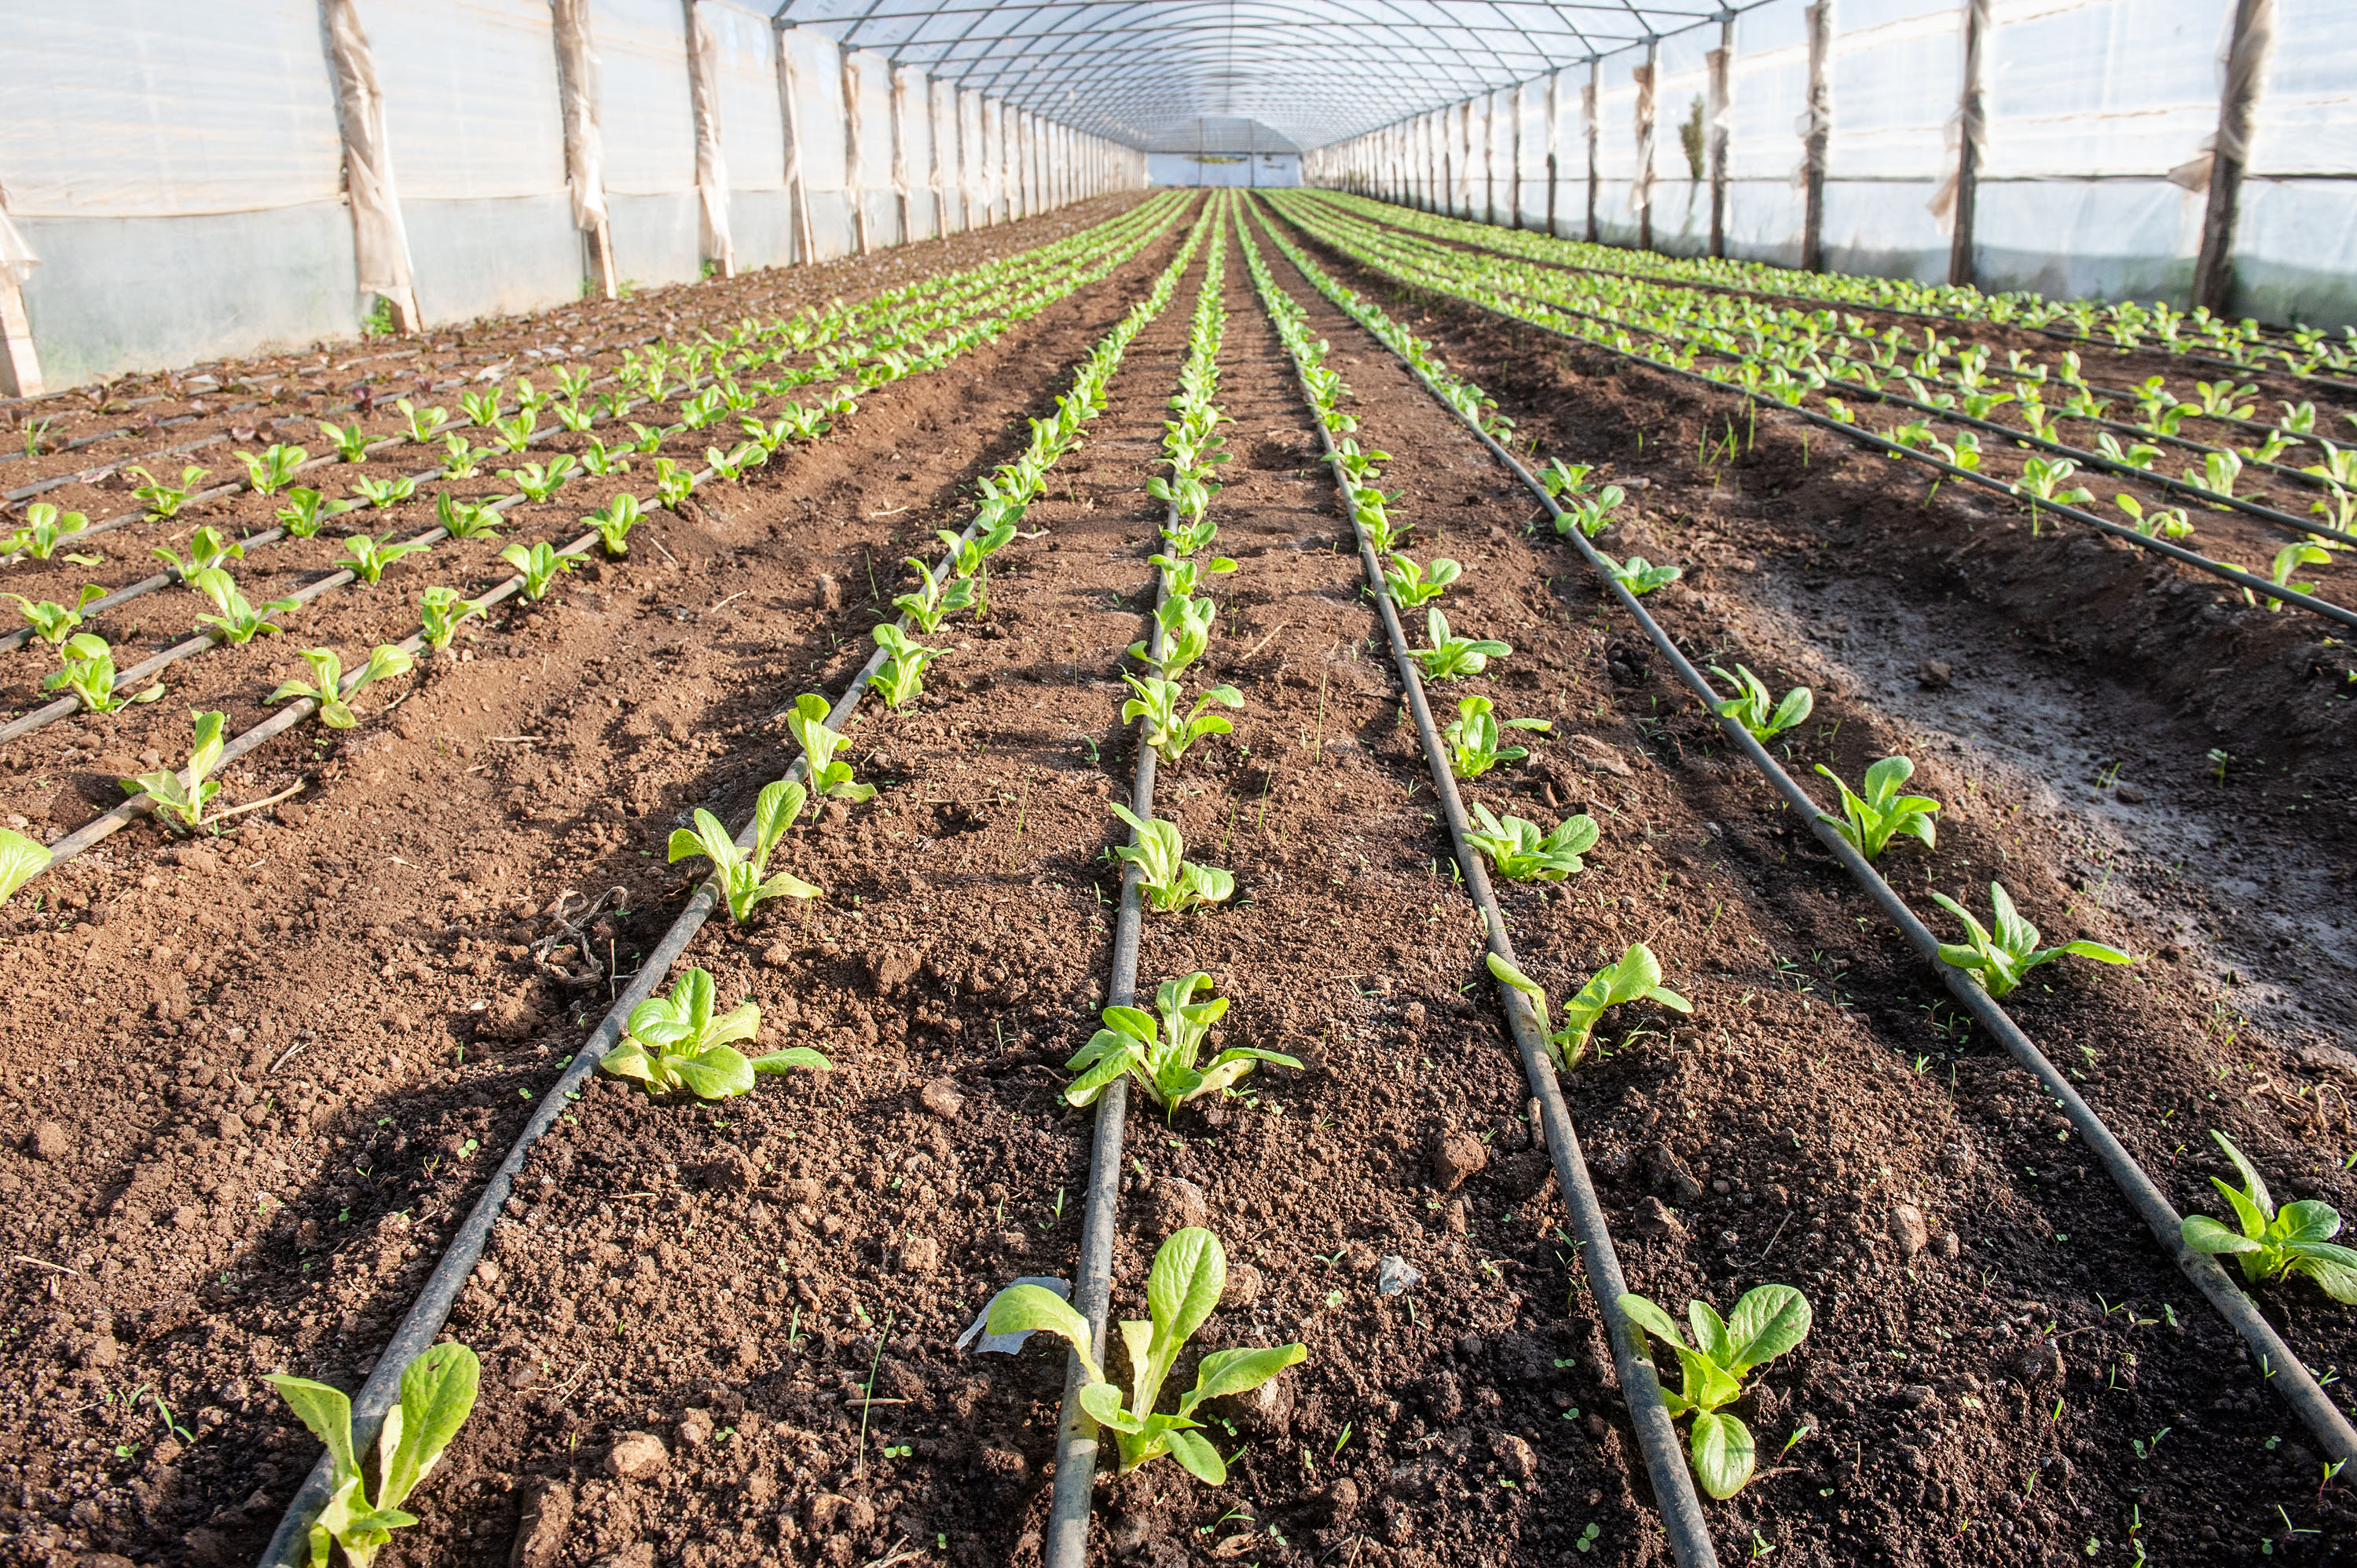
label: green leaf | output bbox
[1180,1344,1307,1414]
[2212,1130,2275,1220]
[750,1047,831,1074]
[1164,1424,1227,1483]
[2180,1214,2259,1255]
[2277,1200,2343,1247]
[266,1376,360,1488]
[1147,1228,1227,1371]
[1616,1292,1686,1350]
[0,828,51,902]
[984,1284,1101,1383]
[1689,1409,1757,1499]
[1723,1285,1812,1372]
[669,1045,755,1101]
[376,1341,479,1508]
[1080,1379,1143,1434]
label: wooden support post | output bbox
[0,271,42,400]
[1946,0,1989,287]
[1584,60,1601,242]
[1510,83,1525,228]
[1708,13,1733,258]
[841,46,871,255]
[1635,39,1659,252]
[1802,1,1831,273]
[1545,71,1560,236]
[2192,0,2275,315]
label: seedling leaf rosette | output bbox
[599,967,829,1100]
[985,1227,1307,1483]
[1618,1284,1813,1498]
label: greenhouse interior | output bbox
[2,1,2355,1564]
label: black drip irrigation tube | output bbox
[1274,203,2357,635]
[255,419,1050,1566]
[1242,221,1723,1568]
[1274,212,2357,1470]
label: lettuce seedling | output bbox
[339,533,431,584]
[127,465,208,520]
[318,420,375,463]
[891,559,974,632]
[1121,675,1241,767]
[1814,757,1939,859]
[1487,944,1691,1067]
[706,441,766,481]
[653,458,698,510]
[1109,804,1233,913]
[936,519,1018,581]
[498,457,578,504]
[1554,485,1626,538]
[1596,552,1681,596]
[348,475,420,511]
[278,487,356,539]
[599,967,828,1099]
[440,435,490,479]
[6,504,97,561]
[585,493,643,556]
[581,437,633,477]
[1146,469,1219,522]
[984,1227,1307,1482]
[1930,881,2138,997]
[1466,804,1596,881]
[1149,552,1236,600]
[552,399,596,434]
[434,493,503,540]
[1129,595,1216,680]
[2181,1130,2357,1303]
[668,786,821,923]
[1353,489,1410,554]
[191,567,299,643]
[1383,552,1461,608]
[491,411,539,455]
[1065,973,1297,1118]
[152,526,246,577]
[267,643,414,728]
[238,442,308,496]
[45,633,163,714]
[1441,694,1547,779]
[459,388,504,429]
[2264,542,2331,610]
[1708,664,1813,742]
[395,399,451,445]
[499,540,584,601]
[867,624,941,709]
[119,709,227,832]
[8,584,105,643]
[1409,609,1510,682]
[628,422,677,455]
[786,694,878,808]
[266,1340,482,1568]
[0,827,51,902]
[2114,494,2192,540]
[418,586,486,651]
[1161,516,1220,557]
[1618,1285,1813,1499]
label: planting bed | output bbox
[2,181,2355,1568]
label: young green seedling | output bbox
[1618,1286,1813,1498]
[599,967,828,1099]
[984,1227,1307,1483]
[1383,551,1461,608]
[1554,485,1627,539]
[1121,675,1241,767]
[1814,757,1941,859]
[1162,516,1221,557]
[491,410,538,454]
[581,437,633,477]
[668,784,823,924]
[1488,944,1692,1067]
[498,457,579,504]
[1466,804,1598,882]
[499,540,585,601]
[339,533,432,584]
[653,458,698,510]
[45,634,163,714]
[1109,804,1234,913]
[8,584,106,644]
[395,399,451,445]
[266,1340,482,1568]
[440,435,490,479]
[237,442,308,496]
[267,644,415,728]
[347,475,420,511]
[434,493,503,540]
[418,586,486,651]
[278,488,356,538]
[1149,552,1237,601]
[1708,665,1813,742]
[784,694,878,809]
[2264,542,2331,610]
[2113,494,2193,539]
[190,567,299,644]
[318,420,376,463]
[1129,594,1217,680]
[867,624,942,709]
[6,504,98,562]
[1930,881,2139,998]
[2181,1131,2357,1304]
[126,465,209,520]
[151,526,246,578]
[584,493,643,556]
[1066,973,1298,1119]
[1409,609,1511,682]
[1596,552,1682,596]
[119,709,227,832]
[459,388,504,429]
[0,828,52,903]
[1440,694,1548,779]
[891,559,976,632]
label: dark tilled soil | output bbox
[1260,196,2357,1563]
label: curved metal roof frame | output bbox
[770,2,1748,153]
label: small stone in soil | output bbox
[1430,1131,1487,1192]
[1889,1203,1929,1257]
[1632,1195,1686,1240]
[605,1431,669,1481]
[900,1235,941,1274]
[919,1077,965,1119]
[24,1121,68,1162]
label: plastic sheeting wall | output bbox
[1310,0,2357,328]
[0,4,1137,390]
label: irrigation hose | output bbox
[1248,219,1724,1568]
[257,439,1039,1566]
[1270,200,2357,634]
[1295,214,2357,1468]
